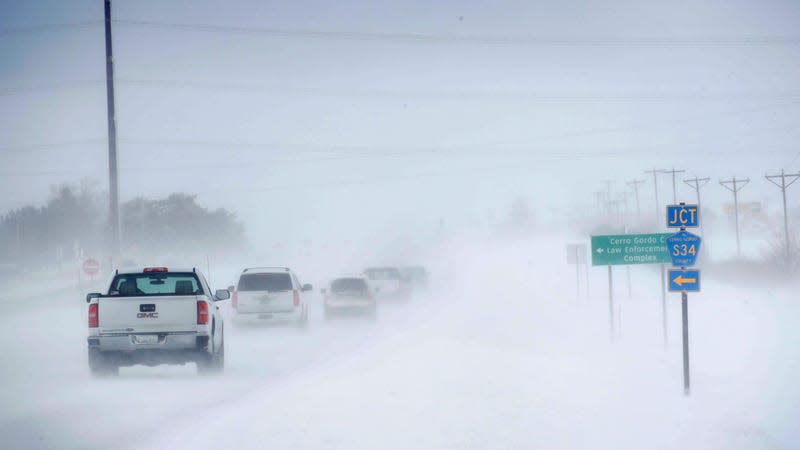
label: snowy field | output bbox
[0,233,797,449]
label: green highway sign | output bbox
[591,233,673,266]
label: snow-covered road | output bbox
[1,235,797,449]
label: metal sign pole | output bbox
[575,246,581,303]
[660,264,667,347]
[681,290,690,395]
[585,257,590,301]
[666,201,697,396]
[608,265,614,340]
[679,203,692,396]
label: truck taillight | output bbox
[197,301,209,325]
[232,291,238,309]
[88,303,99,328]
[143,267,168,273]
[293,290,300,307]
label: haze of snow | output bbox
[0,230,797,449]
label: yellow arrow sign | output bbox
[673,275,697,286]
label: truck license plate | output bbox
[132,335,159,345]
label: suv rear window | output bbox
[365,268,401,280]
[238,273,293,292]
[331,278,368,294]
[108,273,202,297]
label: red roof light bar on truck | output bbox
[143,267,168,273]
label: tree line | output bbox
[0,183,245,270]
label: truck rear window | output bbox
[365,268,401,280]
[238,273,293,292]
[108,273,202,297]
[331,278,369,294]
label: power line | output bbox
[0,150,621,177]
[0,139,106,153]
[117,78,800,102]
[0,80,104,97]
[0,21,102,36]
[112,19,800,47]
[4,77,800,105]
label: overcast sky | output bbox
[1,0,799,247]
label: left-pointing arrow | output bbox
[673,275,697,286]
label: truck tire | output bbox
[88,348,118,377]
[197,335,224,375]
[297,305,309,329]
[368,304,378,321]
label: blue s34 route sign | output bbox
[666,230,702,267]
[666,204,699,228]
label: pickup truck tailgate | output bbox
[98,296,199,333]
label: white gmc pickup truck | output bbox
[86,267,229,376]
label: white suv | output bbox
[231,267,311,325]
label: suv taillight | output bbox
[88,303,98,328]
[293,290,300,307]
[232,291,238,309]
[197,301,209,325]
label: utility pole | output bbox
[719,176,750,257]
[644,168,667,346]
[627,179,645,218]
[644,168,662,224]
[593,191,606,217]
[105,0,120,255]
[683,176,710,238]
[765,169,800,261]
[602,180,614,222]
[660,167,686,203]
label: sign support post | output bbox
[566,244,588,304]
[666,202,701,396]
[607,265,614,340]
[660,264,667,346]
[575,246,581,303]
[585,258,590,301]
[591,232,672,341]
[681,290,690,395]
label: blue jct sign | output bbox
[668,269,701,292]
[666,230,702,267]
[666,204,699,228]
